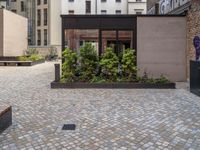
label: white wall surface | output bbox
[61,0,147,14]
[2,9,28,56]
[49,0,61,46]
[137,17,187,82]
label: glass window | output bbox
[101,10,107,14]
[44,0,47,4]
[44,9,48,26]
[37,0,41,5]
[44,29,47,46]
[37,9,41,26]
[21,1,24,12]
[37,30,41,46]
[86,1,91,14]
[65,29,99,54]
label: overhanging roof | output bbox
[61,15,186,30]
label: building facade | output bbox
[8,0,36,45]
[148,0,191,14]
[159,0,190,14]
[0,0,8,9]
[0,8,28,57]
[2,0,147,57]
[61,0,147,15]
[34,0,61,57]
[34,0,147,57]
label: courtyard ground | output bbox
[0,62,199,150]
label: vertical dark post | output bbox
[55,64,60,82]
[99,29,102,56]
[133,17,137,65]
[62,18,65,64]
[155,3,160,15]
[116,30,119,55]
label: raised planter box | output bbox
[190,60,200,96]
[51,64,176,89]
[51,81,176,89]
[0,103,12,133]
[0,59,45,66]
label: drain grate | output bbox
[62,124,76,130]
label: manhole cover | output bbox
[62,124,76,130]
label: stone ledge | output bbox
[51,81,176,89]
[0,103,12,133]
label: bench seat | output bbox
[0,103,12,133]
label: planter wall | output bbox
[51,81,176,89]
[0,104,12,133]
[190,60,200,96]
[52,64,175,89]
[0,59,45,66]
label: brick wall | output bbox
[187,0,200,78]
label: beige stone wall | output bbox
[29,46,61,58]
[2,9,28,56]
[137,17,187,82]
[0,9,3,56]
[186,0,200,77]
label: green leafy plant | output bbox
[61,48,78,82]
[25,48,38,56]
[121,49,137,81]
[137,72,170,84]
[18,55,43,61]
[29,54,43,61]
[79,43,99,81]
[46,47,58,61]
[90,76,106,83]
[154,75,170,84]
[100,47,119,81]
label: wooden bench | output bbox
[0,103,12,133]
[0,61,32,66]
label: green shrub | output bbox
[25,48,38,56]
[18,56,29,61]
[79,43,99,81]
[137,72,170,84]
[121,49,137,81]
[61,48,78,82]
[29,54,43,61]
[154,75,170,84]
[90,76,106,83]
[100,47,119,81]
[18,55,43,61]
[46,47,58,60]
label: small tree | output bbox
[121,49,137,81]
[79,43,98,81]
[61,48,77,82]
[100,47,119,81]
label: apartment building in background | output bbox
[35,0,61,56]
[148,0,191,14]
[61,0,147,15]
[2,0,147,57]
[33,0,147,57]
[8,0,36,45]
[0,0,8,9]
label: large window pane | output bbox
[65,29,99,54]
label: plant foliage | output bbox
[100,47,119,81]
[61,48,78,82]
[79,43,99,81]
[121,49,137,81]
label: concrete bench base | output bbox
[0,104,12,133]
[0,59,45,66]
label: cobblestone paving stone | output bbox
[0,62,200,150]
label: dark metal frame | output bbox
[190,60,200,96]
[61,15,137,57]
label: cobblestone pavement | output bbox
[0,62,199,150]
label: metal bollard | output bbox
[54,64,60,82]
